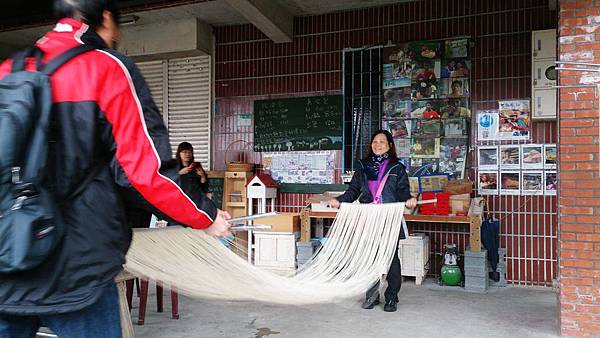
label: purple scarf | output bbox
[368,159,388,204]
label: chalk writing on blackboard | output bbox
[254,95,343,152]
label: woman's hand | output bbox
[179,166,192,175]
[327,198,341,209]
[195,167,207,183]
[405,197,417,209]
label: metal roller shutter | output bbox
[136,60,165,117]
[167,56,211,169]
[136,56,212,169]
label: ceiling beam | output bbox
[224,0,293,43]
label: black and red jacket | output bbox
[0,18,217,314]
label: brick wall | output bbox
[558,0,600,336]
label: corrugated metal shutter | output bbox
[136,57,212,169]
[167,56,211,169]
[136,60,165,116]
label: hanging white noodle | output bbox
[124,202,405,305]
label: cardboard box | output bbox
[256,213,300,233]
[450,193,471,214]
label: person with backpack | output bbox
[0,1,231,337]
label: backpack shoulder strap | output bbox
[42,44,97,76]
[11,47,44,73]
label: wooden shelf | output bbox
[224,202,246,207]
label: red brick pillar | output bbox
[558,0,600,336]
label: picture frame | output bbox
[478,146,499,170]
[545,171,557,196]
[521,171,543,195]
[478,171,498,195]
[442,118,468,137]
[521,144,544,170]
[411,137,440,158]
[499,145,521,170]
[544,144,557,169]
[500,171,521,195]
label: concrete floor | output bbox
[131,279,559,338]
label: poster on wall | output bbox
[477,110,500,141]
[477,146,498,170]
[522,171,544,195]
[545,171,557,196]
[521,144,544,170]
[498,100,530,141]
[439,138,467,178]
[500,171,521,195]
[544,144,557,169]
[499,145,521,170]
[478,171,498,195]
[262,151,336,184]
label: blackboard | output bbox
[254,95,343,152]
[207,178,224,209]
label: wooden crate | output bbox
[257,213,300,233]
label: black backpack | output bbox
[0,45,96,273]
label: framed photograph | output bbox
[544,144,557,169]
[478,171,498,195]
[441,98,471,118]
[521,144,543,169]
[439,138,467,179]
[545,171,557,196]
[500,171,521,195]
[445,38,469,59]
[383,100,411,120]
[498,100,530,141]
[499,145,521,170]
[411,137,440,158]
[386,119,411,138]
[384,88,412,102]
[478,146,499,170]
[410,100,439,119]
[411,41,442,60]
[394,139,411,157]
[446,78,470,98]
[421,120,442,137]
[440,59,471,78]
[409,158,439,177]
[443,118,468,137]
[412,79,439,99]
[418,174,450,193]
[522,171,543,195]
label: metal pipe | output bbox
[229,211,277,224]
[556,67,600,72]
[556,61,600,67]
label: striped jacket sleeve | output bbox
[95,50,216,229]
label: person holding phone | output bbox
[176,142,208,194]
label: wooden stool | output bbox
[126,278,179,325]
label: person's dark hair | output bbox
[366,130,398,163]
[176,142,194,167]
[54,0,120,28]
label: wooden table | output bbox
[300,209,482,252]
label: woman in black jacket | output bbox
[328,130,417,312]
[176,142,209,194]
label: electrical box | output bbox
[532,89,557,120]
[531,29,557,120]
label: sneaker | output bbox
[361,296,380,309]
[383,300,397,312]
